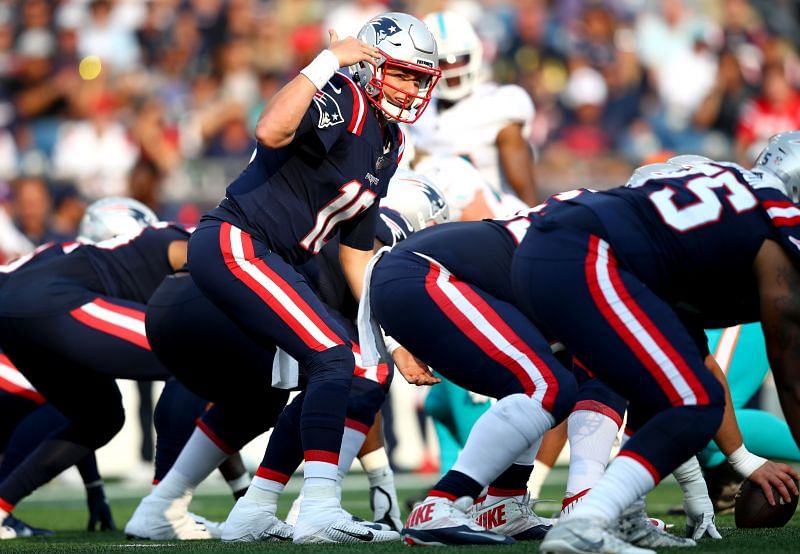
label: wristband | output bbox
[300,50,340,90]
[728,444,767,478]
[384,334,402,356]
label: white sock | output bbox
[304,461,338,489]
[452,394,554,487]
[152,427,227,501]
[565,410,620,497]
[0,508,8,522]
[246,469,287,506]
[527,463,551,499]
[565,455,655,523]
[484,439,540,505]
[337,426,367,482]
[227,472,251,495]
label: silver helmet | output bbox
[381,169,449,231]
[78,197,159,243]
[753,131,800,203]
[350,12,441,123]
[625,162,677,188]
[423,11,483,102]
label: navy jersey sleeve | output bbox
[295,73,362,155]
[753,186,800,269]
[375,207,415,246]
[339,201,380,251]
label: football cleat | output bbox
[2,514,54,537]
[221,497,292,542]
[402,495,515,546]
[615,506,695,548]
[294,516,400,544]
[561,488,591,518]
[124,492,212,540]
[370,485,403,531]
[541,517,655,554]
[0,525,16,540]
[473,493,551,540]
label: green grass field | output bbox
[4,470,799,553]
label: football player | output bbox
[511,134,800,553]
[359,217,576,545]
[180,11,439,544]
[0,198,186,540]
[409,11,538,205]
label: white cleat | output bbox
[221,497,293,542]
[402,496,514,546]
[370,484,403,532]
[541,517,655,554]
[294,516,400,544]
[0,525,16,540]
[188,511,224,538]
[615,507,695,548]
[125,493,212,540]
[474,493,552,540]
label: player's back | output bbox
[533,162,798,324]
[1,225,190,315]
[409,82,534,195]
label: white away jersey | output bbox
[408,82,535,195]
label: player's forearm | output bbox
[706,354,744,455]
[340,244,374,301]
[497,124,537,205]
[775,372,800,447]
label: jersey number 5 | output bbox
[648,169,757,232]
[301,181,377,253]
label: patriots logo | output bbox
[312,90,344,129]
[370,17,402,44]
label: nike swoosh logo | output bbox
[265,532,292,541]
[329,83,342,94]
[568,529,604,550]
[458,530,510,542]
[331,526,375,541]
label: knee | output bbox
[303,345,354,382]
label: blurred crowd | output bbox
[1,0,799,263]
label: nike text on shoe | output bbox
[221,497,293,542]
[615,508,695,548]
[541,517,656,554]
[402,496,515,546]
[294,517,400,544]
[124,493,212,540]
[474,493,551,540]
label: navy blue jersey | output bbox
[1,225,190,315]
[206,72,404,266]
[0,241,77,288]
[392,220,519,301]
[526,163,800,327]
[298,207,415,320]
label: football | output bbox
[734,479,799,528]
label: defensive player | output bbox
[409,11,537,205]
[509,134,800,553]
[182,12,439,543]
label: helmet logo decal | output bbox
[370,17,403,44]
[311,91,344,128]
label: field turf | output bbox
[5,470,799,553]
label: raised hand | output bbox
[327,29,382,68]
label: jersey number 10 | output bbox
[300,181,377,253]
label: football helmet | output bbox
[753,131,800,203]
[423,11,483,102]
[350,13,441,123]
[625,162,677,188]
[667,154,713,168]
[78,197,159,243]
[382,169,449,231]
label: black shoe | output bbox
[3,514,55,537]
[703,461,742,514]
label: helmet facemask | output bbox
[350,13,441,124]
